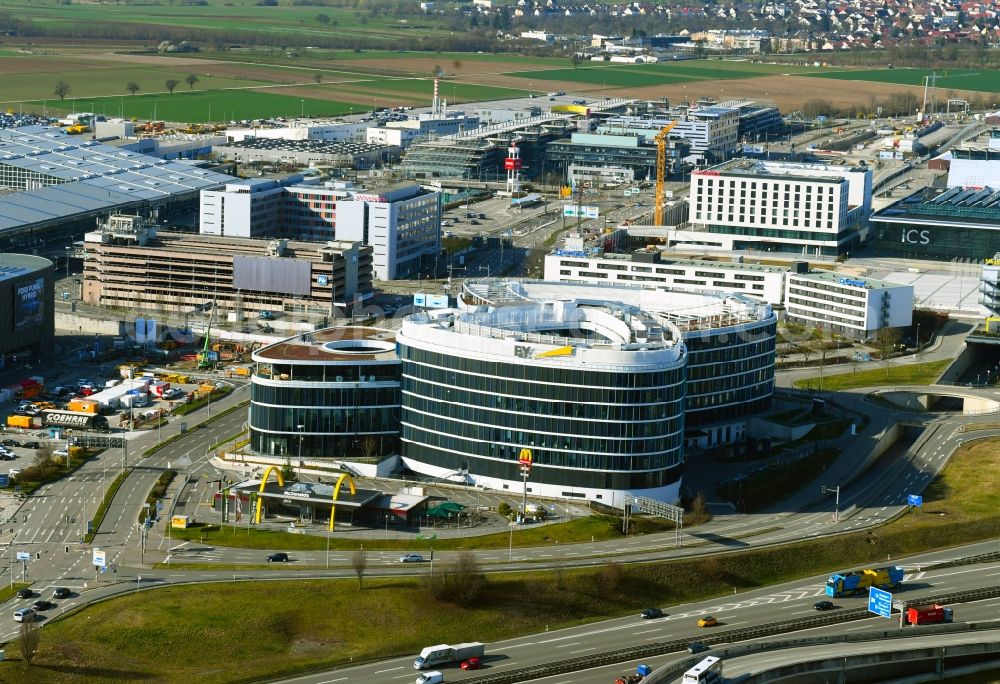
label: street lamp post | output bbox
[384,514,389,540]
[822,484,841,522]
[297,423,304,468]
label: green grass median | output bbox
[793,359,951,391]
[165,514,666,552]
[9,436,1000,681]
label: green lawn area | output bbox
[808,67,1000,93]
[793,359,951,391]
[27,89,354,123]
[9,432,1000,681]
[167,514,657,552]
[0,61,275,103]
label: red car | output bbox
[460,657,481,670]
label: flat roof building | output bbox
[0,125,232,248]
[213,138,393,170]
[200,178,441,280]
[871,186,1000,262]
[544,236,787,304]
[682,158,872,256]
[785,271,913,340]
[83,214,373,321]
[250,326,400,462]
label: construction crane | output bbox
[654,120,678,227]
[196,301,218,369]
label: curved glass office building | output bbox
[450,279,777,462]
[397,289,688,507]
[250,327,400,460]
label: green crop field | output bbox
[809,67,1000,93]
[0,60,275,103]
[26,89,354,123]
[0,0,448,43]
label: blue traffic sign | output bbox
[907,494,923,507]
[868,586,893,618]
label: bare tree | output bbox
[876,327,901,377]
[165,79,180,94]
[19,618,40,665]
[126,82,141,96]
[422,550,486,605]
[54,80,71,101]
[360,435,378,460]
[185,73,200,90]
[351,547,367,589]
[313,72,323,84]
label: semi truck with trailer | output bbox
[825,566,904,597]
[906,604,953,625]
[414,643,485,670]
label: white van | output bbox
[14,608,34,622]
[415,672,444,684]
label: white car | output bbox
[399,554,424,563]
[54,449,69,458]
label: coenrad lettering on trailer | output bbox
[902,229,930,245]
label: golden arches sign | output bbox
[253,465,285,524]
[329,473,356,531]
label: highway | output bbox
[270,547,1000,684]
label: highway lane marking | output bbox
[312,679,347,683]
[567,647,597,654]
[373,667,403,673]
[632,629,661,635]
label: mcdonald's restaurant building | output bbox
[216,477,429,528]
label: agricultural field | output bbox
[32,89,356,123]
[0,0,450,44]
[505,60,822,89]
[808,67,1000,94]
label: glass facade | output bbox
[250,363,400,459]
[872,218,1000,262]
[398,345,686,492]
[683,319,776,425]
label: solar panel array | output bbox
[0,126,233,232]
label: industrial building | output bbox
[597,99,781,165]
[401,117,574,181]
[82,214,373,321]
[249,326,400,460]
[784,271,913,340]
[871,185,1000,262]
[682,159,872,256]
[200,178,441,280]
[545,131,689,184]
[0,126,233,249]
[0,253,54,368]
